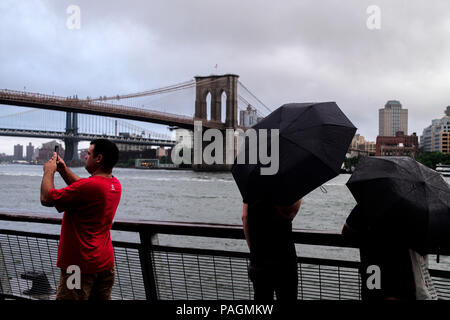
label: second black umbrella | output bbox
[232,102,356,206]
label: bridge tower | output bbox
[193,74,239,171]
[64,112,79,161]
[194,74,239,128]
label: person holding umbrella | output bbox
[342,204,419,300]
[232,102,356,300]
[343,156,447,300]
[242,198,302,300]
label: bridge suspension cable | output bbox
[238,81,272,114]
[0,108,64,131]
[112,118,172,140]
[89,76,242,102]
[238,95,265,118]
[76,113,172,140]
[90,79,195,101]
[0,109,38,119]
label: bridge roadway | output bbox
[0,128,176,147]
[0,89,227,130]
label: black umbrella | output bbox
[346,156,450,254]
[232,102,356,206]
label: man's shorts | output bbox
[56,268,115,300]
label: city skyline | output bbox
[0,137,90,156]
[2,1,450,151]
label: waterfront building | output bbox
[156,147,167,158]
[33,148,40,160]
[116,133,148,152]
[37,140,64,163]
[13,144,23,161]
[0,153,13,162]
[349,134,376,157]
[376,131,419,157]
[25,143,34,162]
[175,128,193,149]
[239,105,261,127]
[116,143,148,152]
[379,100,408,137]
[420,107,450,153]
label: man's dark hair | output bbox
[90,139,119,171]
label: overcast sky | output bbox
[1,0,450,154]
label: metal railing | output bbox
[1,210,449,300]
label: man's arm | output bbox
[56,156,80,185]
[242,202,250,249]
[40,153,57,207]
[341,204,364,245]
[275,198,302,220]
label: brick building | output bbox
[376,131,419,157]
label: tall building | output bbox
[420,108,450,153]
[13,144,23,160]
[26,142,34,162]
[379,100,408,136]
[239,105,261,127]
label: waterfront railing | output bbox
[1,210,450,300]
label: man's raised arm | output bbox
[40,153,57,207]
[56,157,80,186]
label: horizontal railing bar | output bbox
[4,210,449,256]
[152,245,362,270]
[112,241,141,250]
[298,257,360,268]
[298,285,359,293]
[0,294,34,301]
[0,210,358,248]
[0,229,60,241]
[430,269,450,278]
[152,245,249,259]
[0,211,63,225]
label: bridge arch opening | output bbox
[205,91,212,121]
[220,90,227,123]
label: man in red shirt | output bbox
[40,139,122,300]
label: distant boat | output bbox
[436,163,450,177]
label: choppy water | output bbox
[0,164,449,266]
[0,164,356,228]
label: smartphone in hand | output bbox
[54,146,59,162]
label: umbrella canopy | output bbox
[346,156,450,253]
[232,102,356,206]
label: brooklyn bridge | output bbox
[0,74,271,164]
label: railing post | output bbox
[138,231,158,300]
[0,245,4,300]
[0,244,12,298]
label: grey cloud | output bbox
[1,0,450,153]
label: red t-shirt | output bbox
[49,175,122,274]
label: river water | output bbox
[0,164,449,267]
